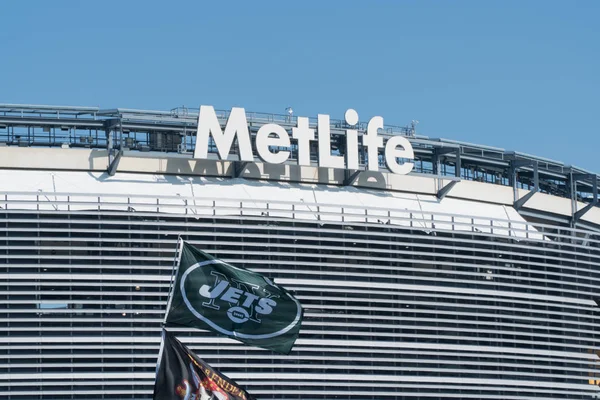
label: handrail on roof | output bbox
[438,138,506,153]
[0,189,582,239]
[0,104,99,114]
[97,108,180,116]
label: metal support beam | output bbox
[514,190,536,210]
[344,170,361,186]
[510,159,536,169]
[437,180,459,200]
[105,128,113,166]
[233,161,249,178]
[572,173,598,182]
[432,147,456,175]
[572,174,598,223]
[511,159,539,210]
[107,149,123,176]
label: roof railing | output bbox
[2,190,600,246]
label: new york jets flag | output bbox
[153,329,255,400]
[165,242,303,354]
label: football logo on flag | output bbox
[165,242,303,354]
[180,259,302,340]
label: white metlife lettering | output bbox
[291,117,315,166]
[364,116,385,171]
[194,106,253,162]
[256,123,291,164]
[344,109,360,170]
[318,114,345,169]
[193,105,414,174]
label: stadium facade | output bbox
[0,103,599,399]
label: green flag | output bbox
[165,241,303,354]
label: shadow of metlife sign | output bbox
[193,106,415,176]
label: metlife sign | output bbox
[194,106,415,175]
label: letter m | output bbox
[194,105,253,161]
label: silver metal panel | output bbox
[0,193,599,399]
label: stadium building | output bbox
[0,103,599,399]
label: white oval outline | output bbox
[180,260,302,339]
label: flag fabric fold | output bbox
[153,329,255,400]
[165,241,303,354]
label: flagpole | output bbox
[162,234,183,326]
[155,328,167,375]
[152,328,167,399]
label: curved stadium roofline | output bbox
[0,103,598,230]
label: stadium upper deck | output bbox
[0,103,598,231]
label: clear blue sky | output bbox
[2,1,598,171]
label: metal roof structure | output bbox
[0,103,598,229]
